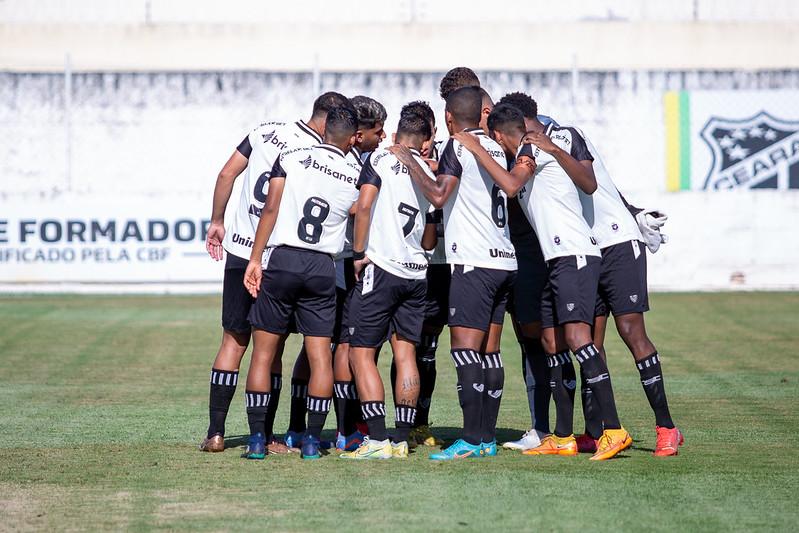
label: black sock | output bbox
[245,390,271,437]
[264,374,281,441]
[361,401,388,441]
[415,333,439,427]
[521,339,550,434]
[288,378,308,433]
[549,351,576,438]
[305,395,331,441]
[208,368,238,438]
[637,352,674,428]
[574,343,621,430]
[481,351,504,444]
[579,368,604,439]
[451,348,484,446]
[394,405,417,444]
[334,381,360,435]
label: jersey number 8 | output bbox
[298,196,330,244]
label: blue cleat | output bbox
[481,440,498,457]
[336,430,366,452]
[241,433,266,460]
[429,439,483,460]
[301,435,321,459]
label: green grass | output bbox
[1,292,798,531]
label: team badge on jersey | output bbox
[566,303,575,312]
[700,111,799,190]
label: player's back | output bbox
[359,147,435,280]
[267,144,361,256]
[224,120,323,260]
[438,129,517,271]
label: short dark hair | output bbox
[498,92,538,119]
[312,92,354,120]
[351,95,387,130]
[401,100,435,127]
[324,106,359,143]
[486,103,526,136]
[396,112,432,146]
[439,67,480,100]
[445,86,482,125]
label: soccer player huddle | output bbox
[200,67,682,462]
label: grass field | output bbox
[1,292,798,531]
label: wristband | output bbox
[352,250,366,261]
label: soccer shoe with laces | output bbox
[590,428,633,461]
[575,433,599,453]
[429,439,483,460]
[336,430,366,452]
[409,424,444,448]
[199,434,224,452]
[654,426,683,456]
[339,437,393,459]
[502,429,547,451]
[300,436,321,459]
[391,441,409,458]
[286,430,333,450]
[523,434,578,456]
[266,437,293,455]
[241,433,266,460]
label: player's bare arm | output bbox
[386,143,457,209]
[243,176,285,297]
[352,183,378,280]
[523,131,597,194]
[206,150,249,261]
[452,131,533,197]
[421,220,438,251]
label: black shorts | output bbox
[248,246,336,338]
[348,264,427,348]
[541,254,601,328]
[423,263,451,328]
[507,232,547,324]
[335,286,354,345]
[595,240,650,317]
[448,265,516,331]
[221,254,255,335]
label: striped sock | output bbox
[451,348,484,446]
[245,390,271,437]
[549,351,576,438]
[481,350,504,444]
[637,351,674,428]
[208,368,238,438]
[305,395,331,441]
[574,343,621,430]
[361,401,388,441]
[394,405,417,444]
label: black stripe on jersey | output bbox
[270,155,287,179]
[296,121,323,143]
[350,148,364,167]
[518,143,535,161]
[562,126,593,162]
[437,139,463,179]
[236,136,253,158]
[356,153,382,190]
[315,144,347,159]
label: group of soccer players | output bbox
[200,66,683,461]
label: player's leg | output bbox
[333,287,364,451]
[390,333,420,457]
[574,313,607,453]
[242,328,283,459]
[479,321,505,456]
[284,345,310,448]
[263,341,292,454]
[301,335,335,459]
[201,255,252,453]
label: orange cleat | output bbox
[523,434,578,456]
[590,428,632,461]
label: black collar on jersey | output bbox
[463,127,485,135]
[315,143,347,158]
[296,121,323,142]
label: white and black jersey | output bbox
[223,120,323,261]
[437,129,516,271]
[267,144,361,256]
[515,124,601,261]
[357,147,435,280]
[571,127,642,249]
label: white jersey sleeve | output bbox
[222,120,323,262]
[266,144,361,256]
[515,125,601,261]
[358,148,434,280]
[438,129,517,271]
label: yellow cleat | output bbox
[523,434,578,456]
[409,424,444,448]
[339,437,393,460]
[391,441,409,458]
[590,428,633,461]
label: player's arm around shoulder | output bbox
[523,130,596,194]
[387,143,456,209]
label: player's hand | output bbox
[243,259,263,297]
[635,209,669,253]
[206,223,226,261]
[522,131,559,155]
[386,143,415,166]
[353,257,371,282]
[452,131,481,153]
[423,158,439,174]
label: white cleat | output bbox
[502,429,548,450]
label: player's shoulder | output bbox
[368,147,395,168]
